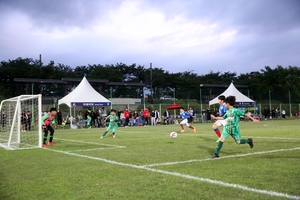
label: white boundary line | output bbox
[180,134,300,140]
[55,138,126,148]
[143,147,300,167]
[45,148,300,200]
[70,146,126,152]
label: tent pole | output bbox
[70,106,72,129]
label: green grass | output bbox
[1,120,300,200]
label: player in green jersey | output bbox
[210,96,260,158]
[100,109,119,139]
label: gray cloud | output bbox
[0,0,299,75]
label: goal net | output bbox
[0,95,42,150]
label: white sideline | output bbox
[70,146,126,152]
[46,148,300,200]
[143,147,300,167]
[55,137,126,148]
[181,134,300,140]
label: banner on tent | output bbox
[71,102,111,107]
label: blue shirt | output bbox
[219,103,227,117]
[180,111,189,120]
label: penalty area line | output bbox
[142,147,300,167]
[55,138,126,148]
[45,148,300,200]
[68,146,126,152]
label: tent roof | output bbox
[58,77,111,107]
[209,83,255,106]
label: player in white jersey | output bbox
[211,95,227,142]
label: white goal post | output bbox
[0,94,42,150]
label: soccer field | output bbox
[0,120,299,200]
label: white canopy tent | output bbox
[58,77,111,127]
[209,82,255,106]
[58,76,111,107]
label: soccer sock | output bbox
[43,136,47,144]
[215,141,224,155]
[43,132,48,144]
[49,135,53,142]
[103,131,108,136]
[180,125,184,130]
[214,128,221,137]
[189,125,195,129]
[240,139,249,144]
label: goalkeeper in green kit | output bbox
[210,96,260,159]
[100,109,119,139]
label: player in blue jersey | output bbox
[179,108,196,133]
[211,95,227,142]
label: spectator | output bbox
[139,109,144,125]
[124,108,130,127]
[271,108,275,119]
[143,108,149,126]
[77,111,84,128]
[26,110,32,131]
[163,109,170,125]
[282,109,286,119]
[133,111,139,125]
[264,106,268,120]
[194,107,199,122]
[202,108,207,123]
[1,111,7,129]
[117,109,121,119]
[151,110,156,126]
[155,109,160,125]
[21,111,26,132]
[275,107,280,119]
[57,109,62,126]
[188,107,194,123]
[206,108,211,122]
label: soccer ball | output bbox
[170,131,177,138]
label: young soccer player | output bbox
[100,109,119,139]
[210,96,260,158]
[212,95,227,142]
[179,108,196,133]
[42,107,57,148]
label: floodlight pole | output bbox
[173,88,176,104]
[200,88,203,112]
[150,63,153,99]
[143,87,145,109]
[269,90,271,110]
[289,91,291,117]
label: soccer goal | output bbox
[0,94,42,150]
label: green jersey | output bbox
[107,114,119,128]
[222,108,246,140]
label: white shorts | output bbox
[180,119,190,127]
[214,120,226,127]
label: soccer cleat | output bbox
[216,138,220,143]
[248,138,254,148]
[193,127,196,133]
[180,130,185,133]
[48,142,55,146]
[88,126,92,129]
[113,135,116,138]
[42,143,48,148]
[100,136,104,139]
[211,153,220,159]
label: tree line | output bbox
[0,57,300,103]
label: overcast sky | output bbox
[0,0,299,75]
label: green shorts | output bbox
[221,131,241,142]
[107,125,117,133]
